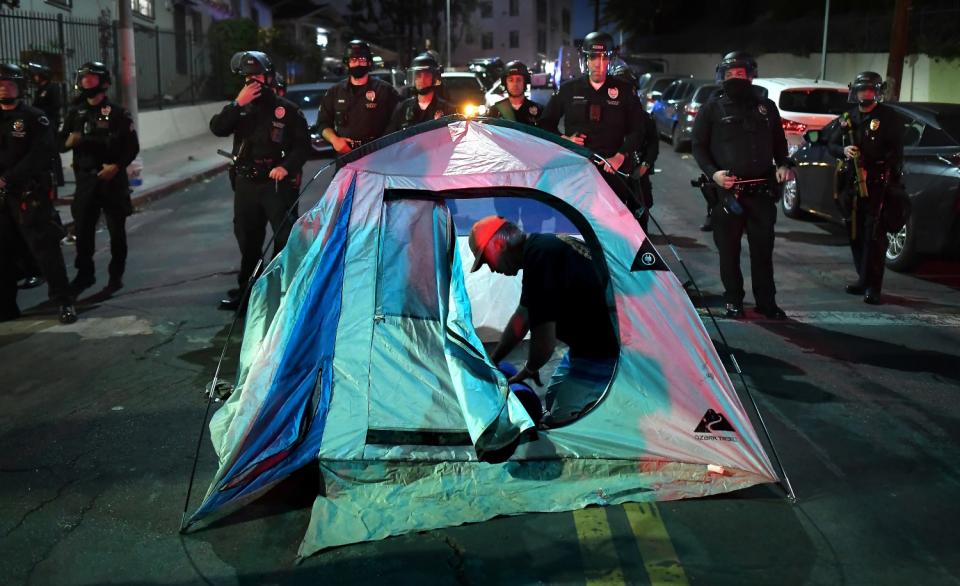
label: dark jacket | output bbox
[0,101,56,192]
[209,91,309,174]
[316,76,399,142]
[60,98,139,174]
[385,94,455,134]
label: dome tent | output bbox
[184,117,781,557]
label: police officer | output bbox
[610,61,659,232]
[539,32,648,215]
[29,63,65,194]
[209,51,309,312]
[827,72,903,305]
[317,40,399,155]
[0,63,77,323]
[62,61,140,296]
[692,51,792,319]
[385,52,454,133]
[488,61,542,125]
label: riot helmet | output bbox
[229,51,275,83]
[848,71,885,104]
[0,63,26,104]
[27,62,52,84]
[75,61,111,100]
[273,73,287,97]
[411,52,441,95]
[343,40,373,79]
[609,59,639,92]
[715,51,758,82]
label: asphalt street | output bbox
[1,142,958,586]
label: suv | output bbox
[637,73,684,113]
[651,78,716,151]
[751,78,849,151]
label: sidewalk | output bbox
[54,132,232,227]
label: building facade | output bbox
[454,0,573,71]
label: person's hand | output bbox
[268,166,288,181]
[603,152,626,174]
[0,177,7,190]
[843,145,860,159]
[330,135,352,154]
[65,131,81,149]
[562,132,585,146]
[635,163,649,177]
[97,163,120,180]
[508,364,544,386]
[236,81,261,107]
[713,170,736,189]
[775,165,793,183]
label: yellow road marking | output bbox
[573,506,627,585]
[623,503,690,585]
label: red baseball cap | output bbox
[468,215,508,272]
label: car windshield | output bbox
[442,76,484,105]
[778,89,848,115]
[651,78,675,93]
[286,89,328,110]
[935,113,960,144]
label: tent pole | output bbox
[179,161,338,531]
[644,210,798,503]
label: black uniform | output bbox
[630,113,660,231]
[62,98,140,289]
[209,91,309,292]
[316,77,399,147]
[385,94,454,134]
[488,97,542,125]
[539,75,648,212]
[34,80,65,187]
[827,104,904,297]
[692,89,790,313]
[1,101,73,318]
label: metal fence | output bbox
[1,10,216,113]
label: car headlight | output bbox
[464,103,478,117]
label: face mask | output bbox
[0,96,17,105]
[723,78,752,100]
[348,65,370,79]
[416,85,434,96]
[80,86,103,100]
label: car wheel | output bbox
[671,125,687,152]
[885,214,919,272]
[781,178,803,218]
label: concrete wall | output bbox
[645,53,960,103]
[136,101,226,150]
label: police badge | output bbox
[529,106,538,115]
[758,104,767,115]
[101,105,111,116]
[870,118,880,131]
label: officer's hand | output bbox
[603,152,626,174]
[562,133,585,146]
[636,164,650,177]
[236,82,261,107]
[843,145,860,159]
[268,166,289,181]
[330,136,352,154]
[65,132,81,149]
[97,163,120,181]
[0,177,6,189]
[775,165,794,183]
[713,170,736,189]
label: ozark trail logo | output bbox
[640,252,656,266]
[694,409,738,442]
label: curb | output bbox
[55,161,230,230]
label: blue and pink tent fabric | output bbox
[187,118,779,557]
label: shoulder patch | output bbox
[38,115,50,126]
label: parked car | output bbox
[285,81,339,156]
[467,57,505,90]
[369,68,405,88]
[483,71,554,110]
[637,73,684,113]
[440,71,488,116]
[785,102,960,271]
[650,78,716,151]
[751,78,849,151]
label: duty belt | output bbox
[732,177,773,196]
[235,158,276,182]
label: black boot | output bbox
[863,288,882,305]
[845,283,865,295]
[724,303,744,318]
[59,304,78,324]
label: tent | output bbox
[185,117,781,557]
